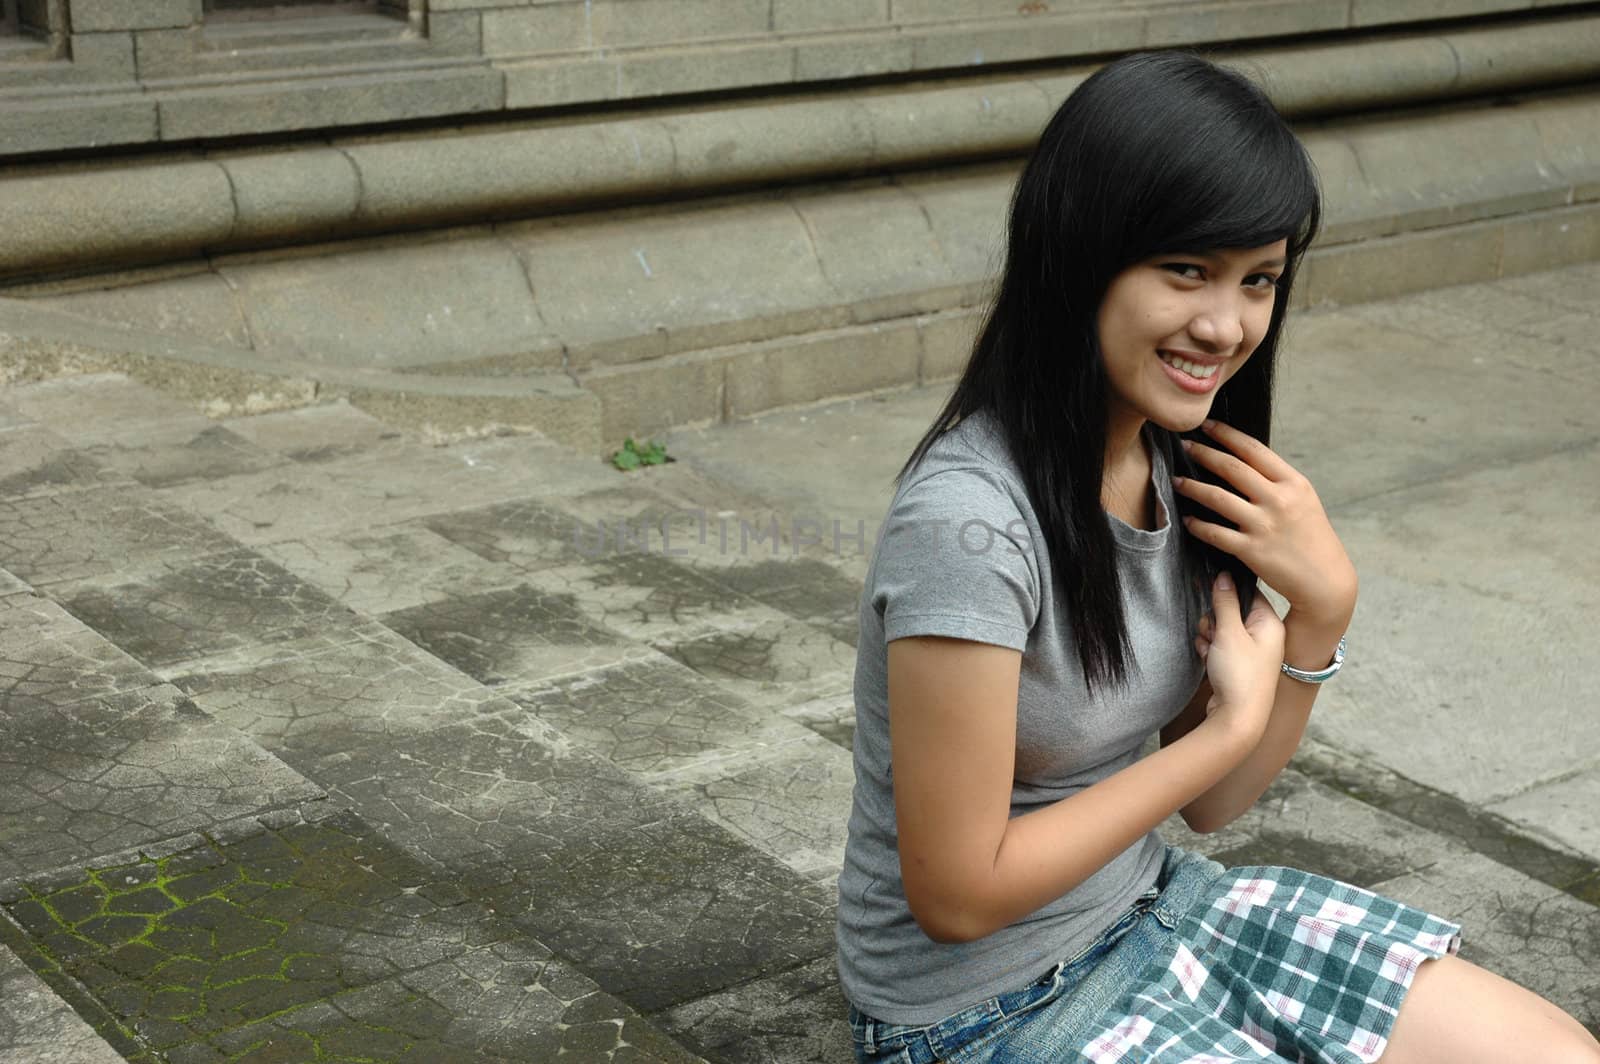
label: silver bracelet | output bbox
[1281,636,1346,684]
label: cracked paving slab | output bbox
[0,943,125,1064]
[0,807,694,1062]
[519,552,793,648]
[656,731,855,881]
[0,484,238,588]
[157,434,604,547]
[380,583,659,688]
[0,425,132,501]
[651,615,856,709]
[262,524,520,616]
[503,653,810,780]
[503,657,850,878]
[0,593,154,707]
[0,682,322,882]
[54,547,367,673]
[170,624,507,745]
[780,693,856,752]
[0,565,29,597]
[83,423,287,491]
[221,401,405,464]
[4,374,215,447]
[658,955,851,1064]
[175,647,837,1017]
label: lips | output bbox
[1157,350,1223,394]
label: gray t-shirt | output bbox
[836,407,1205,1025]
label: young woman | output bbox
[835,51,1600,1063]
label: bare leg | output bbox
[1377,954,1600,1064]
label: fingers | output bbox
[1171,475,1253,526]
[1208,571,1240,633]
[1200,419,1297,482]
[1181,438,1271,499]
[1182,514,1249,556]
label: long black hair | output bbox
[895,51,1321,692]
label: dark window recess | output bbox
[202,0,406,17]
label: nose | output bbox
[1188,293,1246,351]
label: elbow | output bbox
[1179,803,1232,835]
[905,885,995,945]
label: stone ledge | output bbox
[2,11,1598,279]
[3,198,1594,454]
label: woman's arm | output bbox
[1161,608,1349,832]
[893,572,1282,945]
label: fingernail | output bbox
[1171,475,1184,485]
[1216,571,1233,590]
[1180,439,1193,450]
[1202,419,1217,430]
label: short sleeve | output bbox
[872,468,1040,650]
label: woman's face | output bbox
[1096,239,1288,434]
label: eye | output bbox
[1161,263,1205,281]
[1244,273,1282,291]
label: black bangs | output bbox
[1068,52,1323,276]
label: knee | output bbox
[1548,1019,1600,1064]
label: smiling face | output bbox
[1096,240,1288,439]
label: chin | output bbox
[1151,405,1213,434]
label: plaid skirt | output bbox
[1078,865,1463,1063]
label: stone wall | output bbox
[0,0,1578,154]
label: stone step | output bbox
[4,81,1597,453]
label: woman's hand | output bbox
[1195,570,1284,745]
[1173,419,1358,628]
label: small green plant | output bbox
[611,436,670,471]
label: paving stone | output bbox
[221,400,404,463]
[168,944,701,1062]
[0,567,29,596]
[84,422,286,490]
[0,593,154,708]
[0,484,237,587]
[5,374,213,447]
[381,583,656,688]
[0,811,682,1060]
[521,552,790,647]
[157,435,595,547]
[780,692,856,751]
[1490,765,1600,863]
[1294,738,1600,901]
[651,615,855,710]
[470,806,835,1013]
[0,681,320,881]
[0,426,130,501]
[55,547,364,672]
[658,955,852,1064]
[1316,444,1600,806]
[173,624,504,745]
[181,669,835,1016]
[0,942,126,1064]
[706,555,864,648]
[658,731,855,879]
[1371,852,1600,1028]
[423,494,596,573]
[263,523,518,616]
[504,654,806,779]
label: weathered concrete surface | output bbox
[0,262,1597,1062]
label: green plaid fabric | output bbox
[1078,866,1461,1063]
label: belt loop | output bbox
[862,1017,877,1056]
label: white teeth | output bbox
[1159,352,1219,379]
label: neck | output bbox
[1103,406,1147,476]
